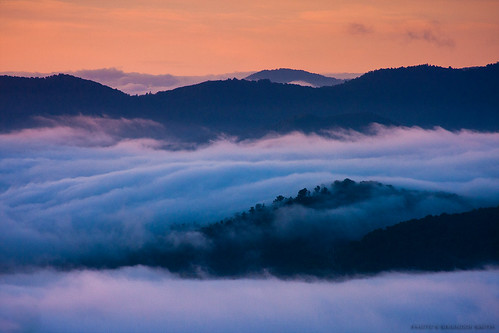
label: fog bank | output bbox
[0,267,497,333]
[1,122,499,270]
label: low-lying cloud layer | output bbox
[1,119,498,271]
[0,267,497,333]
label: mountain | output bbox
[326,63,499,129]
[134,62,499,133]
[7,178,496,278]
[195,179,473,277]
[336,205,499,274]
[0,74,130,129]
[197,201,499,278]
[1,63,498,139]
[0,69,256,95]
[245,68,344,87]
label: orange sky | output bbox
[1,0,498,75]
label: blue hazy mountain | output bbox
[1,63,498,139]
[2,178,496,278]
[245,68,344,87]
[335,205,499,274]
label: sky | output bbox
[1,0,498,75]
[2,2,499,330]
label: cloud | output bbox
[29,115,167,144]
[406,29,455,47]
[0,120,498,271]
[0,267,497,333]
[347,23,373,35]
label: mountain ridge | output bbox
[3,178,496,278]
[1,62,498,139]
[245,68,344,87]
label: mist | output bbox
[0,267,497,333]
[1,119,499,271]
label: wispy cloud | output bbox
[406,28,455,48]
[347,23,373,35]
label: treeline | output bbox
[187,180,496,277]
[335,206,499,274]
[190,203,499,278]
[2,62,499,138]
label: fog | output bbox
[0,267,497,333]
[1,119,498,270]
[1,118,498,330]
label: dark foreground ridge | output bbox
[1,62,498,140]
[192,181,498,278]
[335,206,499,274]
[3,179,497,278]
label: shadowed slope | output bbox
[1,63,498,138]
[245,68,344,87]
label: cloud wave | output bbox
[0,267,497,333]
[1,120,498,270]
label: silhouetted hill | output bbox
[245,68,344,87]
[336,206,499,274]
[325,63,499,129]
[194,179,471,277]
[138,63,499,133]
[0,74,130,129]
[135,78,383,137]
[137,198,499,278]
[1,62,498,138]
[12,179,496,278]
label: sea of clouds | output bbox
[0,267,497,333]
[1,117,499,270]
[1,117,499,331]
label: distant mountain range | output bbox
[0,68,255,95]
[245,68,344,87]
[1,62,498,141]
